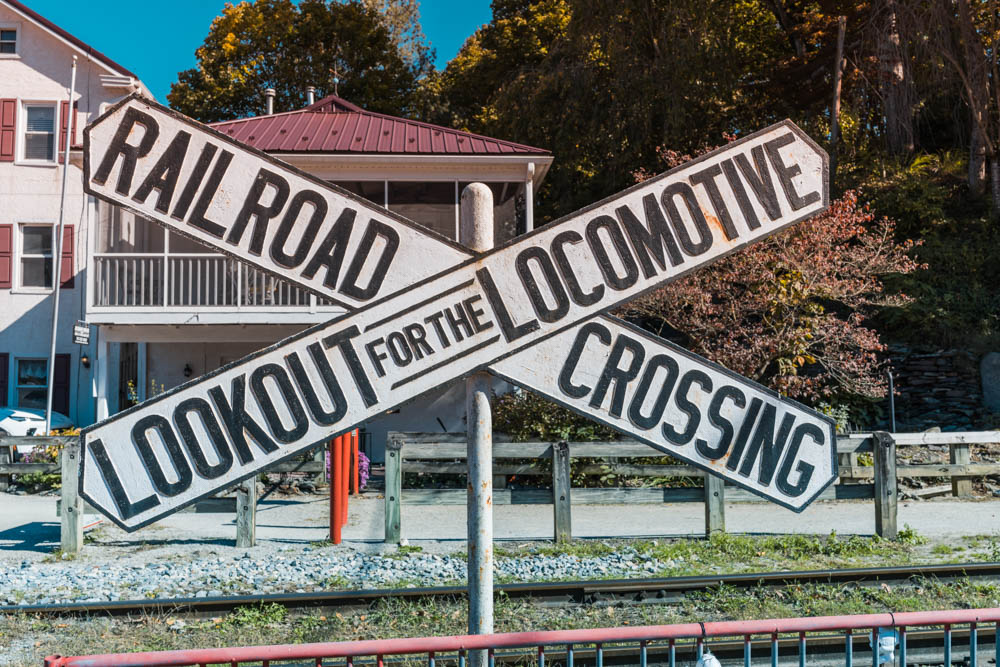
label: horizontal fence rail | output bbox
[385,431,1000,543]
[43,607,1000,667]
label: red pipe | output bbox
[43,608,1000,666]
[340,431,350,527]
[350,429,359,495]
[331,436,343,544]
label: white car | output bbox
[0,408,75,457]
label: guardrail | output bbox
[385,431,1000,543]
[42,607,1000,667]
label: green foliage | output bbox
[168,0,428,122]
[897,524,928,545]
[385,544,424,558]
[492,389,617,442]
[221,603,288,629]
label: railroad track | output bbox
[3,561,998,619]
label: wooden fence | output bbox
[384,431,1000,544]
[2,430,998,552]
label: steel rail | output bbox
[4,561,998,618]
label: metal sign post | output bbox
[461,183,495,666]
[81,96,836,532]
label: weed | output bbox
[385,544,424,559]
[41,549,76,563]
[897,525,927,545]
[220,603,288,629]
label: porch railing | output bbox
[92,253,334,309]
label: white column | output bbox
[525,162,535,232]
[94,326,109,421]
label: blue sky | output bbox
[22,0,493,101]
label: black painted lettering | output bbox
[689,164,739,241]
[627,354,680,430]
[737,404,797,485]
[132,130,191,213]
[92,107,160,196]
[173,397,233,479]
[89,438,160,520]
[776,422,823,497]
[187,149,234,238]
[270,190,328,269]
[661,182,712,256]
[424,311,451,348]
[557,321,612,399]
[131,414,192,497]
[250,363,308,443]
[590,334,645,418]
[386,331,414,367]
[764,133,821,211]
[302,207,356,289]
[697,385,746,460]
[404,323,434,359]
[228,168,290,256]
[733,147,781,220]
[286,344,348,425]
[516,246,570,323]
[339,220,400,301]
[662,369,712,446]
[324,325,379,407]
[726,397,762,471]
[476,267,539,343]
[617,196,684,279]
[171,143,217,221]
[208,375,279,464]
[551,230,604,306]
[586,215,639,290]
[463,295,493,333]
[444,301,474,342]
[365,338,389,377]
[720,158,761,230]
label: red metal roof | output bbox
[210,94,549,156]
[2,0,138,79]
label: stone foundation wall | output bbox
[885,345,994,431]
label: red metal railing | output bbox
[44,607,1000,667]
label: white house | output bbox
[0,0,553,459]
[0,0,150,428]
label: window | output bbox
[15,359,47,409]
[388,182,457,239]
[19,224,52,288]
[0,28,15,55]
[22,104,56,161]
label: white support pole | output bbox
[525,163,535,232]
[44,56,78,434]
[461,183,494,667]
[94,326,109,421]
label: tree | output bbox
[361,0,434,74]
[168,0,424,122]
[621,143,920,404]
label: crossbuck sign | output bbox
[81,96,836,530]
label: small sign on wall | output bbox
[72,320,90,345]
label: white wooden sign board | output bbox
[81,95,835,529]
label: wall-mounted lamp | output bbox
[80,354,90,369]
[183,363,193,378]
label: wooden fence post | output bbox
[236,475,257,548]
[950,442,973,497]
[60,439,84,554]
[552,441,572,543]
[0,444,10,492]
[873,431,897,539]
[385,436,403,544]
[704,474,725,536]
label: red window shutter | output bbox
[0,224,12,289]
[58,101,77,164]
[0,99,15,162]
[52,353,71,417]
[60,224,74,289]
[0,353,8,408]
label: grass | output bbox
[4,576,999,666]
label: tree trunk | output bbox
[970,121,987,196]
[990,155,1000,219]
[880,0,914,156]
[766,0,805,58]
[830,16,847,184]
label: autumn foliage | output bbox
[622,146,920,403]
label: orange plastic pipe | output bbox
[331,435,343,544]
[341,430,350,526]
[351,429,359,495]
